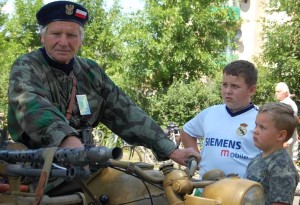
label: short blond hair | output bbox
[258,102,298,140]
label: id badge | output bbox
[76,94,91,115]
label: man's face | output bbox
[221,73,256,111]
[275,86,288,101]
[41,21,82,64]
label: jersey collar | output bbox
[226,103,256,117]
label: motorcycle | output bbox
[0,142,265,205]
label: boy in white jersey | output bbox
[181,60,261,179]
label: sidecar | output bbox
[0,143,265,205]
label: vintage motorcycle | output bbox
[0,141,265,205]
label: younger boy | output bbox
[246,102,299,205]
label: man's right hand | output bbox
[169,147,201,166]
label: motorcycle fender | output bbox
[185,194,217,205]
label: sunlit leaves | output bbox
[260,0,300,103]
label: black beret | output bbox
[36,1,89,27]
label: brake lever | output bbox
[185,156,198,178]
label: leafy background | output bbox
[0,0,299,135]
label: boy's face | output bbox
[221,73,256,111]
[253,112,285,155]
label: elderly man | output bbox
[7,1,200,166]
[275,82,299,171]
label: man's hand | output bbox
[169,147,201,166]
[60,136,84,148]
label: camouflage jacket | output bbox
[7,48,176,160]
[246,149,299,205]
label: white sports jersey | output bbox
[183,103,261,179]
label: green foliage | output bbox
[78,0,124,75]
[260,0,300,109]
[0,0,43,114]
[93,124,122,147]
[117,0,241,95]
[0,1,9,113]
[2,0,298,145]
[4,0,43,53]
[148,79,222,127]
[252,60,276,106]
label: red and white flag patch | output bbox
[75,9,87,19]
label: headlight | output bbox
[202,178,265,205]
[241,185,265,205]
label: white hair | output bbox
[276,82,290,94]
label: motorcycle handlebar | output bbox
[108,159,216,189]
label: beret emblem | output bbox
[65,4,74,15]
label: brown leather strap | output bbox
[33,147,58,205]
[66,78,77,121]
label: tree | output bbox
[107,0,241,123]
[78,0,124,75]
[0,0,43,114]
[4,0,43,53]
[0,1,9,113]
[116,0,241,96]
[0,0,243,128]
[260,0,300,106]
[149,79,222,127]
